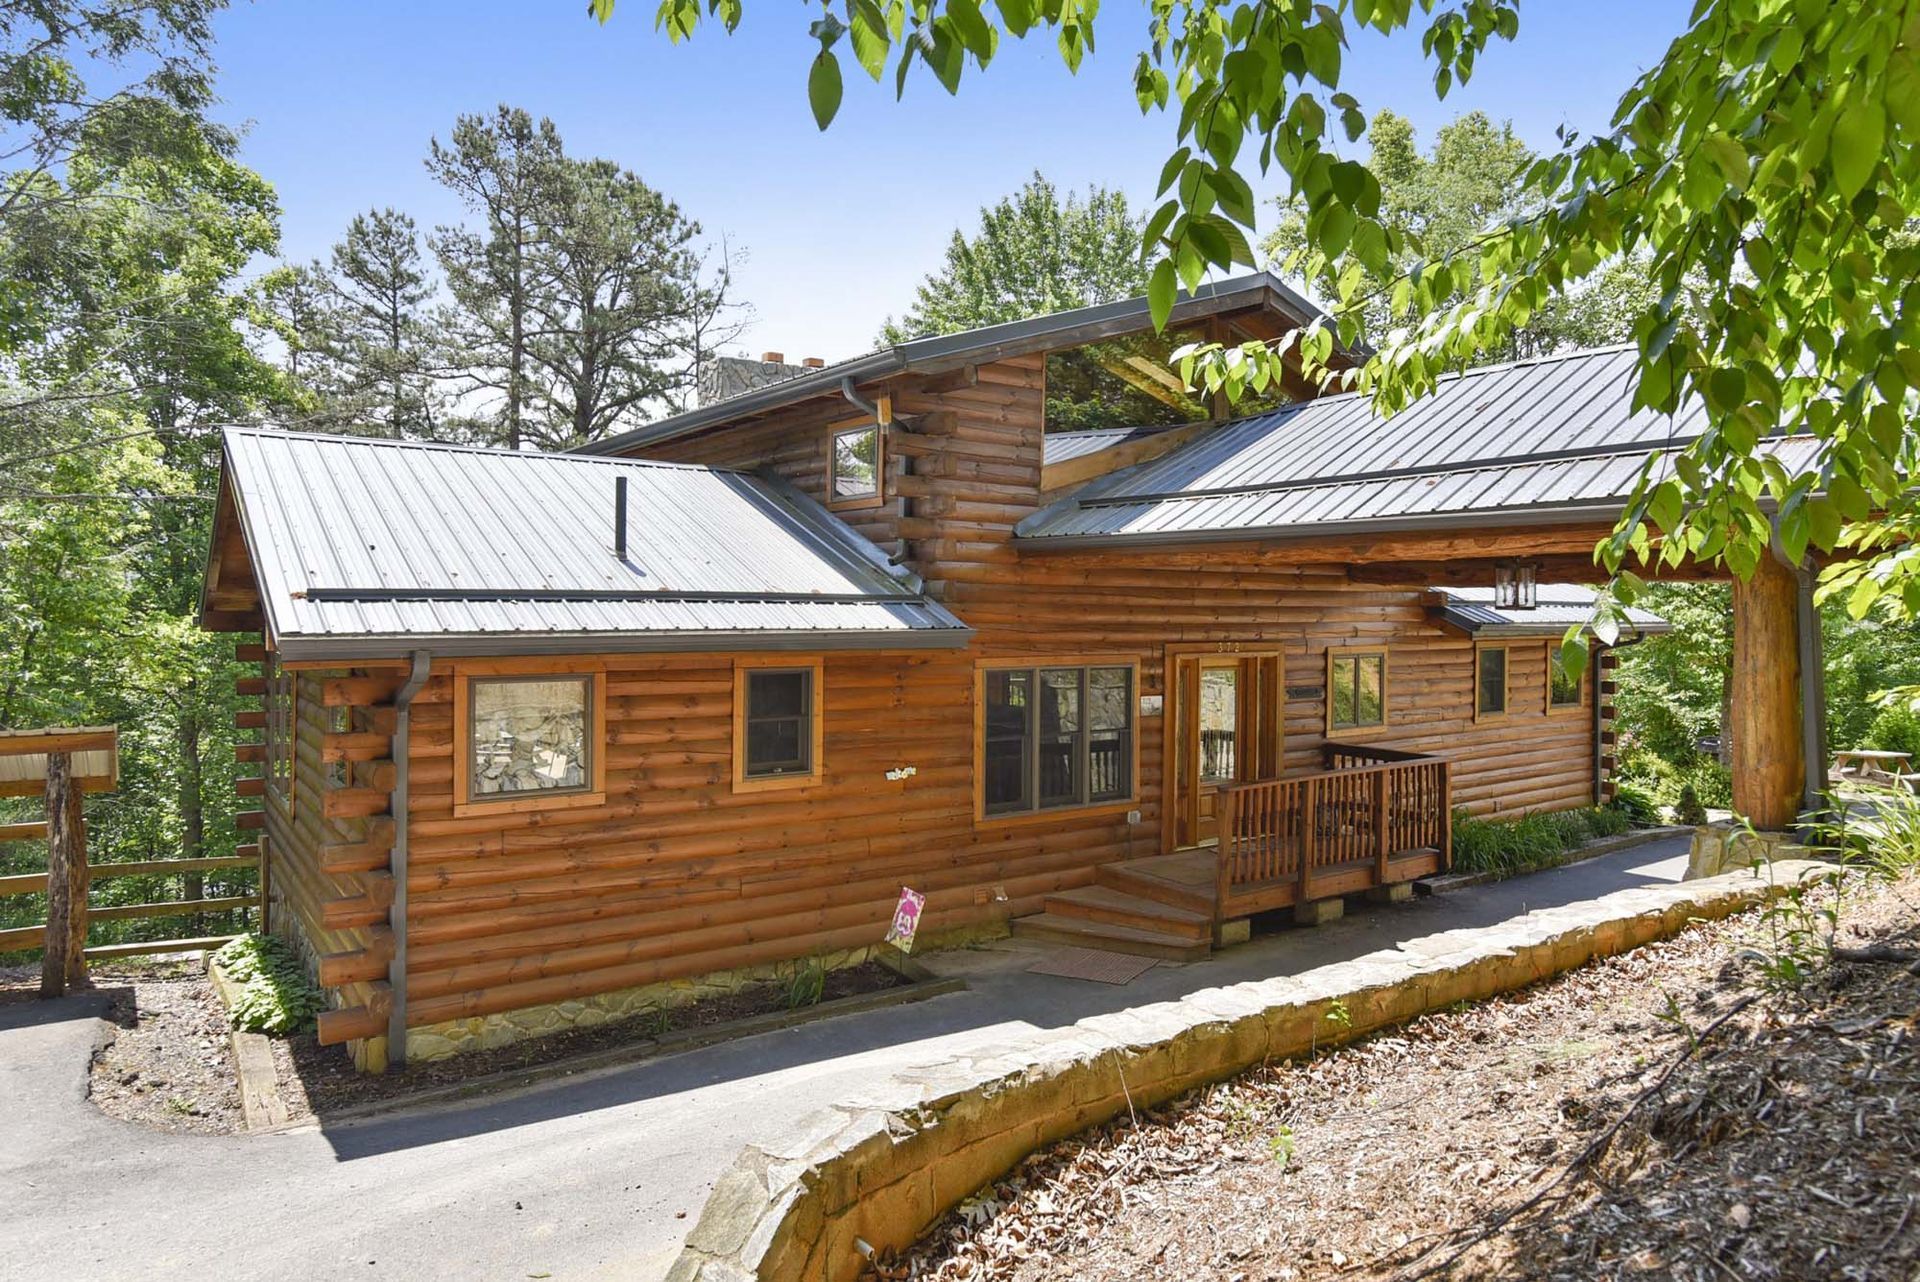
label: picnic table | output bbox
[1832,749,1914,784]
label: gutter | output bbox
[386,649,432,1063]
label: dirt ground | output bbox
[3,955,912,1132]
[882,871,1920,1282]
[0,959,250,1136]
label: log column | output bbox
[39,754,88,997]
[1731,553,1806,830]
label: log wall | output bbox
[359,357,1600,1038]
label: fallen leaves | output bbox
[871,871,1920,1282]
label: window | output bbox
[979,662,1134,818]
[1548,648,1584,712]
[1475,645,1509,720]
[264,655,293,808]
[453,667,607,814]
[733,658,823,791]
[828,417,883,508]
[1327,650,1387,732]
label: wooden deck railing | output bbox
[1216,746,1451,917]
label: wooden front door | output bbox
[1168,650,1284,848]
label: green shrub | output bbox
[1674,782,1708,826]
[1450,805,1632,877]
[212,933,324,1035]
[1609,783,1660,826]
[1864,700,1920,759]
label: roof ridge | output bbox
[1070,434,1713,511]
[223,424,744,475]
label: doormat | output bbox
[1027,947,1158,986]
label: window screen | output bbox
[744,668,814,778]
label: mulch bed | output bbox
[42,955,909,1132]
[880,871,1920,1282]
[279,958,913,1117]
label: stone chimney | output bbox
[696,352,817,407]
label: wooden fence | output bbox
[0,725,264,991]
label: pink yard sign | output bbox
[885,886,926,954]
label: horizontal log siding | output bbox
[641,396,902,553]
[268,676,385,1041]
[374,356,1596,1031]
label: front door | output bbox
[1168,650,1283,848]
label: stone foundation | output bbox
[1684,821,1813,880]
[400,919,1009,1064]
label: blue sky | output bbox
[210,1,1688,361]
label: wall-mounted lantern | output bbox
[1493,561,1539,610]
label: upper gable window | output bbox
[828,417,883,509]
[1043,328,1293,433]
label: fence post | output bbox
[1216,786,1237,916]
[1298,776,1318,900]
[1374,768,1391,886]
[39,753,88,997]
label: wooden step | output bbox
[1096,856,1216,917]
[1043,885,1212,942]
[1010,912,1211,962]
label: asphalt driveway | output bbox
[0,835,1694,1282]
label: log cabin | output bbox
[200,271,1812,1073]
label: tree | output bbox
[1266,110,1655,361]
[881,172,1147,343]
[0,0,229,353]
[427,106,568,450]
[523,159,734,448]
[315,208,442,438]
[0,48,276,929]
[589,0,1920,643]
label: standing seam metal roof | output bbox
[218,428,969,660]
[1018,347,1825,544]
[1431,585,1672,637]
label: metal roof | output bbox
[1042,426,1174,466]
[578,271,1331,457]
[1431,584,1672,638]
[1018,346,1824,546]
[216,428,969,661]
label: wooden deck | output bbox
[1012,743,1450,960]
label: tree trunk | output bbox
[1731,554,1805,830]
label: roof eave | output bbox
[271,625,976,664]
[1015,500,1634,551]
[580,271,1334,457]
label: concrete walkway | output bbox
[0,836,1692,1282]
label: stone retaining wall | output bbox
[666,860,1835,1282]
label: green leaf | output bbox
[1147,258,1177,332]
[849,0,891,80]
[1830,101,1885,199]
[808,50,844,129]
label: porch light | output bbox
[1494,561,1539,610]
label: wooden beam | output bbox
[322,731,390,763]
[0,727,117,756]
[318,927,395,987]
[1732,555,1806,829]
[234,676,266,697]
[235,643,266,662]
[40,754,85,996]
[90,896,257,923]
[84,935,240,961]
[0,925,46,951]
[234,776,266,798]
[0,821,48,843]
[235,743,266,764]
[323,787,390,820]
[91,854,258,879]
[316,982,393,1046]
[0,872,47,897]
[235,809,265,831]
[321,677,399,708]
[320,819,394,875]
